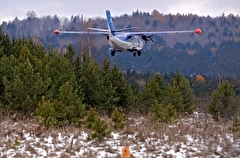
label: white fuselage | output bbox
[108,33,144,52]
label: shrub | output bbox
[111,107,127,131]
[85,109,111,141]
[208,81,237,121]
[36,97,58,128]
[150,100,176,124]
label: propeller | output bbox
[141,27,155,43]
[141,35,154,43]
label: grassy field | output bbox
[0,111,240,158]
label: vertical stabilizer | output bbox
[106,10,115,36]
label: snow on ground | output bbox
[0,112,240,158]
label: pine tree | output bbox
[139,73,165,114]
[85,109,99,129]
[3,46,50,115]
[73,54,102,108]
[100,58,117,116]
[208,81,236,121]
[36,96,58,128]
[85,109,111,141]
[58,82,85,126]
[109,64,131,108]
[89,117,111,141]
[150,100,176,123]
[46,51,76,99]
[164,68,196,115]
[100,59,131,116]
[36,82,86,127]
[111,107,127,131]
[0,55,18,104]
[64,44,75,62]
[229,115,240,132]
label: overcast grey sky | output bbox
[1,0,240,23]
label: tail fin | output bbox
[106,10,115,36]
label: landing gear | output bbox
[111,50,116,56]
[137,50,141,56]
[133,50,141,57]
[133,52,136,57]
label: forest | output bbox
[0,26,240,127]
[1,10,240,77]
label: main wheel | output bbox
[111,51,116,56]
[133,52,136,57]
[137,50,141,56]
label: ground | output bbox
[0,112,240,158]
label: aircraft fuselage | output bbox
[108,33,143,52]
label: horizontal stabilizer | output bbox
[88,28,108,32]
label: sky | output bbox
[1,0,240,23]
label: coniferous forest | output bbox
[0,10,240,141]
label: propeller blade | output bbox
[150,37,154,43]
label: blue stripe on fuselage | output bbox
[106,10,115,36]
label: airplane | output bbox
[54,10,202,57]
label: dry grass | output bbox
[0,109,240,157]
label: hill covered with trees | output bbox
[1,10,240,77]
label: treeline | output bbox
[0,28,239,129]
[2,10,240,47]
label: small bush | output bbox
[111,107,127,131]
[150,100,176,124]
[85,109,111,141]
[35,97,58,128]
[229,115,240,132]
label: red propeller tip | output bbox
[194,28,202,34]
[54,29,60,34]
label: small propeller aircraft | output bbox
[54,10,202,57]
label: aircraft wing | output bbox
[87,28,108,32]
[54,29,109,35]
[128,28,202,36]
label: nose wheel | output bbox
[111,50,116,56]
